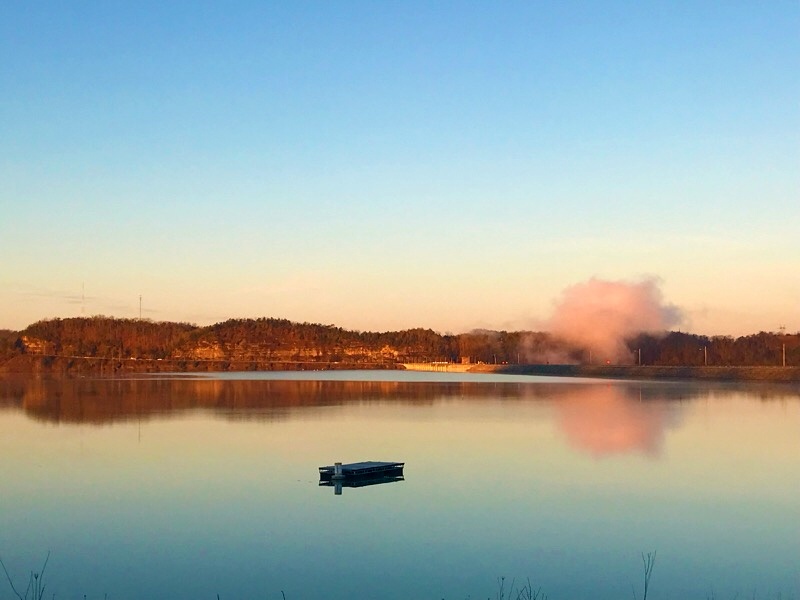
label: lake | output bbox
[0,372,798,599]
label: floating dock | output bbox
[318,461,405,495]
[319,461,404,481]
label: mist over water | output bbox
[546,277,683,363]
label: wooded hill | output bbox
[1,316,798,370]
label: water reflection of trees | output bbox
[0,376,797,430]
[1,377,541,424]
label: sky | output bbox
[1,1,798,335]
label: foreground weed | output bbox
[632,550,657,600]
[0,551,50,600]
[496,576,547,600]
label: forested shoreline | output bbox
[0,316,798,374]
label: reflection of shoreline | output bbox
[1,377,452,424]
[1,374,797,429]
[0,377,546,425]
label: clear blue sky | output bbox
[1,1,798,335]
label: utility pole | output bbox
[779,325,786,367]
[704,345,707,367]
[638,348,641,365]
[139,295,142,320]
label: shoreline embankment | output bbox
[2,355,800,382]
[0,354,398,375]
[472,363,800,382]
[404,362,800,382]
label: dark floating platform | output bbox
[318,461,405,495]
[319,461,405,481]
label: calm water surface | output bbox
[0,372,798,599]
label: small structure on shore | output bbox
[318,461,405,495]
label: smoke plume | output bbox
[546,277,682,363]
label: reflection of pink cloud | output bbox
[555,385,676,458]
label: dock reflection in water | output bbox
[319,474,405,495]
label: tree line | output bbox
[3,316,798,367]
